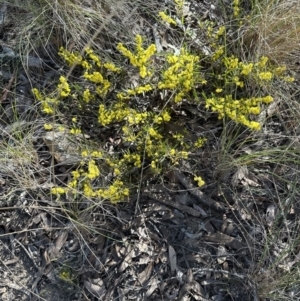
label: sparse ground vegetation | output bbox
[0,0,300,300]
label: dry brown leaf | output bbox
[40,213,51,231]
[169,245,177,273]
[119,246,140,272]
[1,75,15,103]
[184,231,203,239]
[138,255,151,265]
[266,203,277,226]
[182,1,191,17]
[117,287,126,301]
[187,269,193,282]
[232,165,259,187]
[84,278,106,299]
[193,204,208,217]
[47,231,68,260]
[138,262,153,285]
[31,249,50,290]
[137,227,149,240]
[217,246,228,264]
[55,231,68,250]
[146,276,160,297]
[242,177,259,187]
[179,270,205,300]
[190,281,205,300]
[231,165,248,187]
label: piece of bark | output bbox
[203,232,245,250]
[174,170,226,212]
[143,186,203,217]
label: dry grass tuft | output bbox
[240,0,300,70]
[2,0,165,62]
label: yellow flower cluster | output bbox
[57,76,71,98]
[127,84,153,95]
[283,76,295,82]
[58,47,83,66]
[172,133,184,144]
[97,180,129,203]
[256,56,268,68]
[218,54,289,92]
[84,48,121,73]
[148,127,162,139]
[83,182,95,197]
[194,137,207,148]
[63,159,101,190]
[71,158,129,202]
[179,151,189,159]
[70,128,81,135]
[86,160,100,179]
[117,35,156,78]
[150,158,162,172]
[81,149,103,158]
[83,71,111,96]
[168,147,190,164]
[158,48,200,103]
[44,123,53,130]
[32,88,43,101]
[99,102,151,127]
[212,46,225,61]
[103,62,121,73]
[153,110,171,124]
[127,111,148,125]
[258,72,273,81]
[51,187,66,195]
[68,169,81,188]
[121,126,137,143]
[58,47,119,101]
[32,88,58,115]
[205,95,273,130]
[82,89,94,103]
[233,0,240,17]
[85,47,101,67]
[98,103,130,126]
[143,138,157,157]
[116,84,153,101]
[194,176,205,187]
[43,99,56,114]
[83,71,104,84]
[241,63,253,76]
[59,268,73,282]
[174,0,184,10]
[224,56,239,70]
[33,92,59,115]
[159,11,176,25]
[216,26,226,37]
[122,153,142,168]
[52,159,128,203]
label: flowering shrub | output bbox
[32,0,294,203]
